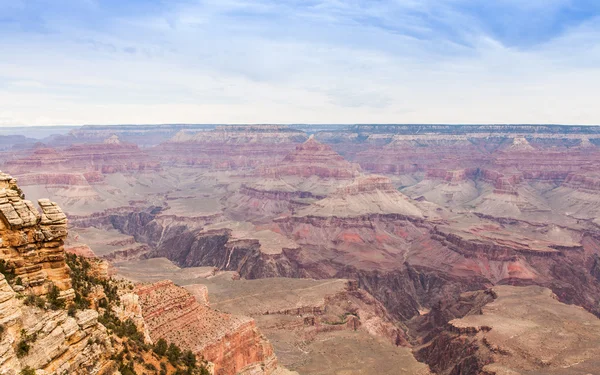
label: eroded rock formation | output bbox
[260,136,361,179]
[137,280,279,375]
[156,125,307,170]
[0,171,74,299]
[414,286,600,375]
[5,138,160,175]
[0,272,117,375]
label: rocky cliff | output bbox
[294,175,423,218]
[0,171,74,300]
[6,140,160,175]
[413,286,600,375]
[136,280,279,375]
[156,125,307,170]
[260,136,361,179]
[0,273,118,375]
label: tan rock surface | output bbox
[136,280,279,375]
[0,171,73,299]
[418,286,600,375]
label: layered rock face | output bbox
[209,278,410,349]
[113,259,427,374]
[226,136,362,220]
[295,175,423,218]
[156,125,308,170]
[0,176,120,374]
[49,124,215,147]
[0,171,73,299]
[5,139,160,175]
[136,280,278,375]
[0,138,166,215]
[260,136,361,179]
[414,286,600,375]
[317,126,600,184]
[0,273,116,375]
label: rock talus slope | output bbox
[136,280,279,375]
[414,285,600,375]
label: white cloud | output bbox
[0,0,599,125]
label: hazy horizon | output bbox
[4,122,600,128]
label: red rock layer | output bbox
[155,125,307,170]
[136,280,277,375]
[478,169,522,195]
[426,168,478,183]
[15,172,104,186]
[561,173,600,193]
[260,137,361,178]
[4,141,160,175]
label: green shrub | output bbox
[182,350,197,369]
[24,294,46,309]
[20,367,36,375]
[153,338,168,356]
[0,260,16,283]
[166,343,182,365]
[17,339,30,357]
[144,362,157,371]
[47,284,65,310]
[68,305,77,317]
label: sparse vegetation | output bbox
[167,342,182,365]
[24,294,46,309]
[47,283,65,310]
[154,338,168,356]
[17,330,38,358]
[16,253,213,375]
[20,367,36,375]
[0,260,16,283]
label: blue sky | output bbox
[1,0,600,125]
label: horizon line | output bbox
[3,123,600,128]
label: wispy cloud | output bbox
[0,0,599,125]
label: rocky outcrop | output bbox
[0,171,74,299]
[294,175,423,218]
[505,136,534,151]
[17,308,115,374]
[432,226,561,260]
[156,125,307,170]
[137,280,278,375]
[11,173,104,187]
[425,168,478,183]
[0,272,117,375]
[260,136,361,179]
[414,286,600,375]
[4,139,160,175]
[562,172,600,193]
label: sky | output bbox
[1,0,600,126]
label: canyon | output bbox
[0,173,292,375]
[1,124,600,374]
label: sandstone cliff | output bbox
[156,125,307,170]
[136,280,279,375]
[260,136,361,179]
[0,273,117,374]
[0,171,74,300]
